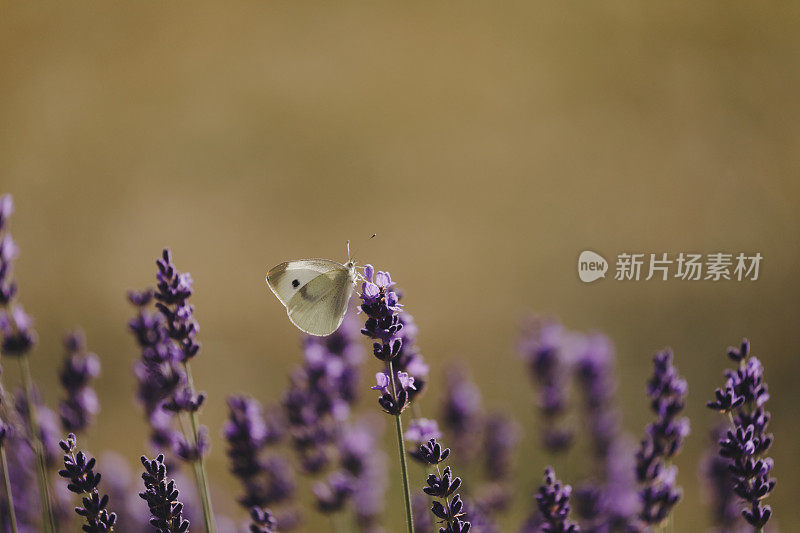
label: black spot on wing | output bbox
[292,279,300,288]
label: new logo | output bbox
[578,250,608,283]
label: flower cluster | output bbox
[371,369,416,415]
[477,411,520,513]
[440,366,483,461]
[0,195,36,357]
[249,506,278,533]
[224,395,294,509]
[283,318,363,473]
[707,339,775,529]
[129,289,184,452]
[336,416,387,529]
[418,438,471,533]
[517,317,573,452]
[394,311,429,402]
[535,467,579,533]
[700,424,745,532]
[406,418,442,463]
[0,195,18,307]
[58,433,117,532]
[154,249,209,461]
[139,454,190,533]
[58,330,101,433]
[635,349,689,526]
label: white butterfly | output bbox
[265,243,359,336]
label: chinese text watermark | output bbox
[578,251,762,283]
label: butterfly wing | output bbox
[286,268,355,336]
[266,259,344,306]
[266,259,355,336]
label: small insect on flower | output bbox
[265,242,361,336]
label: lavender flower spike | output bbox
[418,438,471,533]
[517,317,574,453]
[707,339,775,530]
[59,330,101,433]
[536,467,579,533]
[139,454,190,533]
[359,264,415,532]
[58,433,117,532]
[0,193,54,533]
[635,349,688,526]
[224,395,293,509]
[152,248,215,531]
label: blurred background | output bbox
[1,2,799,531]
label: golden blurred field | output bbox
[1,2,799,531]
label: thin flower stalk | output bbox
[359,265,414,533]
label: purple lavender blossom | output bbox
[535,467,579,533]
[517,317,574,453]
[285,347,347,471]
[128,289,183,452]
[371,369,415,416]
[635,349,688,526]
[153,249,209,461]
[337,416,387,530]
[249,507,277,533]
[225,395,294,508]
[574,334,619,462]
[406,418,442,464]
[571,333,635,531]
[139,454,190,533]
[707,339,775,530]
[0,234,18,307]
[700,424,746,532]
[475,412,521,515]
[0,429,38,530]
[0,306,36,357]
[154,249,199,363]
[58,433,117,532]
[418,438,471,533]
[394,312,429,402]
[0,195,12,232]
[313,471,354,513]
[98,451,153,532]
[441,366,484,461]
[58,330,101,433]
[359,266,412,413]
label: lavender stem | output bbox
[0,444,18,533]
[18,355,55,533]
[183,361,216,533]
[388,359,414,533]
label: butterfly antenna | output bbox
[346,240,351,262]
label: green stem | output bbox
[18,356,55,533]
[0,444,18,533]
[183,362,216,533]
[387,359,414,533]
